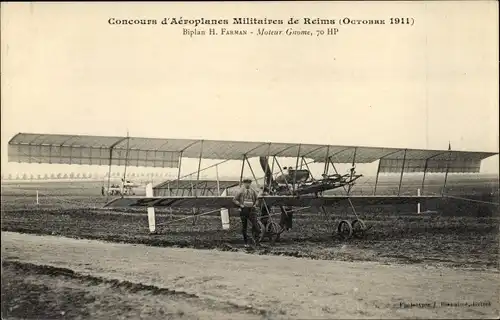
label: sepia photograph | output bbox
[1,1,499,319]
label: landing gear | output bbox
[337,220,353,239]
[336,218,367,240]
[351,219,367,238]
[254,219,283,245]
[265,221,282,244]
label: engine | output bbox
[275,169,310,184]
[259,156,310,186]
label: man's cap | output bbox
[242,178,252,183]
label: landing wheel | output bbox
[266,221,281,234]
[337,220,353,240]
[266,221,281,244]
[351,219,366,238]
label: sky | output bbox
[1,1,498,180]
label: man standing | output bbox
[233,178,260,247]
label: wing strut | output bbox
[348,147,358,194]
[215,164,221,196]
[121,130,131,196]
[328,156,359,219]
[273,156,293,195]
[193,140,204,225]
[373,160,381,195]
[106,152,113,202]
[301,157,316,181]
[176,152,183,195]
[239,155,246,184]
[397,149,407,196]
[421,158,429,192]
[105,135,128,202]
[442,144,452,196]
[195,140,204,197]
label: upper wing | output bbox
[104,195,441,209]
[8,133,497,172]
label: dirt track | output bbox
[2,232,499,319]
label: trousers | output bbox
[240,207,260,244]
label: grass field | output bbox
[2,176,499,269]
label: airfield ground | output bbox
[1,178,499,319]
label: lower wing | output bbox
[104,195,440,208]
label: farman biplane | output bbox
[8,133,498,241]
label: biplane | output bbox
[105,179,141,196]
[8,132,499,241]
[122,178,141,189]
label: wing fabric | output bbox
[104,195,441,208]
[9,133,497,171]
